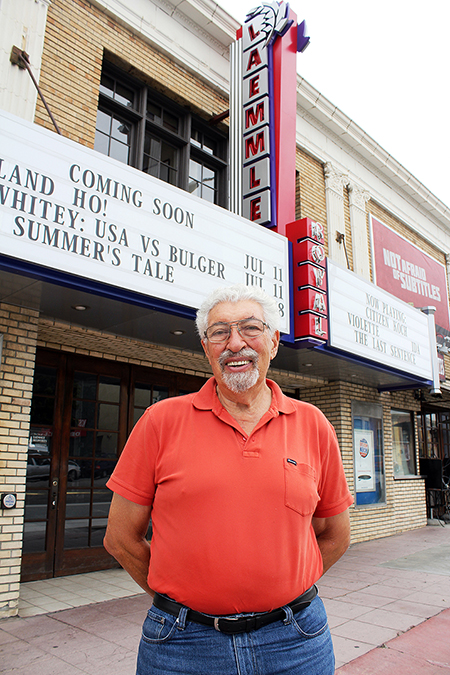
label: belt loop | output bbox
[282,604,294,626]
[176,606,188,630]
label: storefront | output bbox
[1,0,450,618]
[22,350,206,581]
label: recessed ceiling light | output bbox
[72,305,89,311]
[171,330,185,336]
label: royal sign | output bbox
[286,217,329,342]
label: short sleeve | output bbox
[313,419,353,518]
[106,408,158,506]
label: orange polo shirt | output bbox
[107,378,353,614]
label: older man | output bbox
[104,284,353,675]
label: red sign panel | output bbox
[295,313,328,340]
[370,215,450,332]
[295,263,326,290]
[296,287,328,314]
[286,217,328,341]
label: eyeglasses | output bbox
[204,318,269,343]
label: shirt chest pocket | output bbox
[284,460,319,516]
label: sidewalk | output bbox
[322,523,450,672]
[1,523,449,674]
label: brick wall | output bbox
[36,0,229,145]
[0,304,39,618]
[36,318,329,393]
[300,382,427,544]
[295,148,328,251]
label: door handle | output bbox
[51,478,58,510]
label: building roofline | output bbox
[167,0,240,42]
[297,73,450,229]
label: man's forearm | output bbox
[312,510,351,575]
[315,530,350,575]
[105,534,154,596]
[104,494,155,596]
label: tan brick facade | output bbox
[36,0,229,146]
[295,148,328,251]
[0,304,39,617]
[300,382,427,544]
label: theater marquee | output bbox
[0,111,290,332]
[327,260,433,381]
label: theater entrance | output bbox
[418,408,450,520]
[22,349,205,581]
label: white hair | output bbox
[195,284,280,338]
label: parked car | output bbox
[27,455,81,481]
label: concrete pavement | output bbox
[1,523,450,673]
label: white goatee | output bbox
[218,348,259,393]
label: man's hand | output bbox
[312,509,351,575]
[104,493,154,597]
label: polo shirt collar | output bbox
[192,377,296,415]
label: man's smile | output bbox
[219,348,258,372]
[225,359,252,369]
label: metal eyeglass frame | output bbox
[203,317,269,343]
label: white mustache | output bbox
[218,347,259,369]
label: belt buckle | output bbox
[213,615,240,632]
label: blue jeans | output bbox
[136,595,334,675]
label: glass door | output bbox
[54,356,129,576]
[22,349,206,581]
[22,352,129,580]
[22,352,63,580]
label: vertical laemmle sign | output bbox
[230,2,310,233]
[241,6,285,227]
[242,3,290,228]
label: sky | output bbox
[219,0,450,208]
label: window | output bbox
[144,134,178,185]
[352,402,385,506]
[99,73,135,107]
[418,411,450,482]
[189,159,217,202]
[94,110,132,164]
[133,383,169,425]
[147,100,179,133]
[94,65,228,206]
[391,410,416,477]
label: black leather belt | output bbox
[152,585,317,634]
